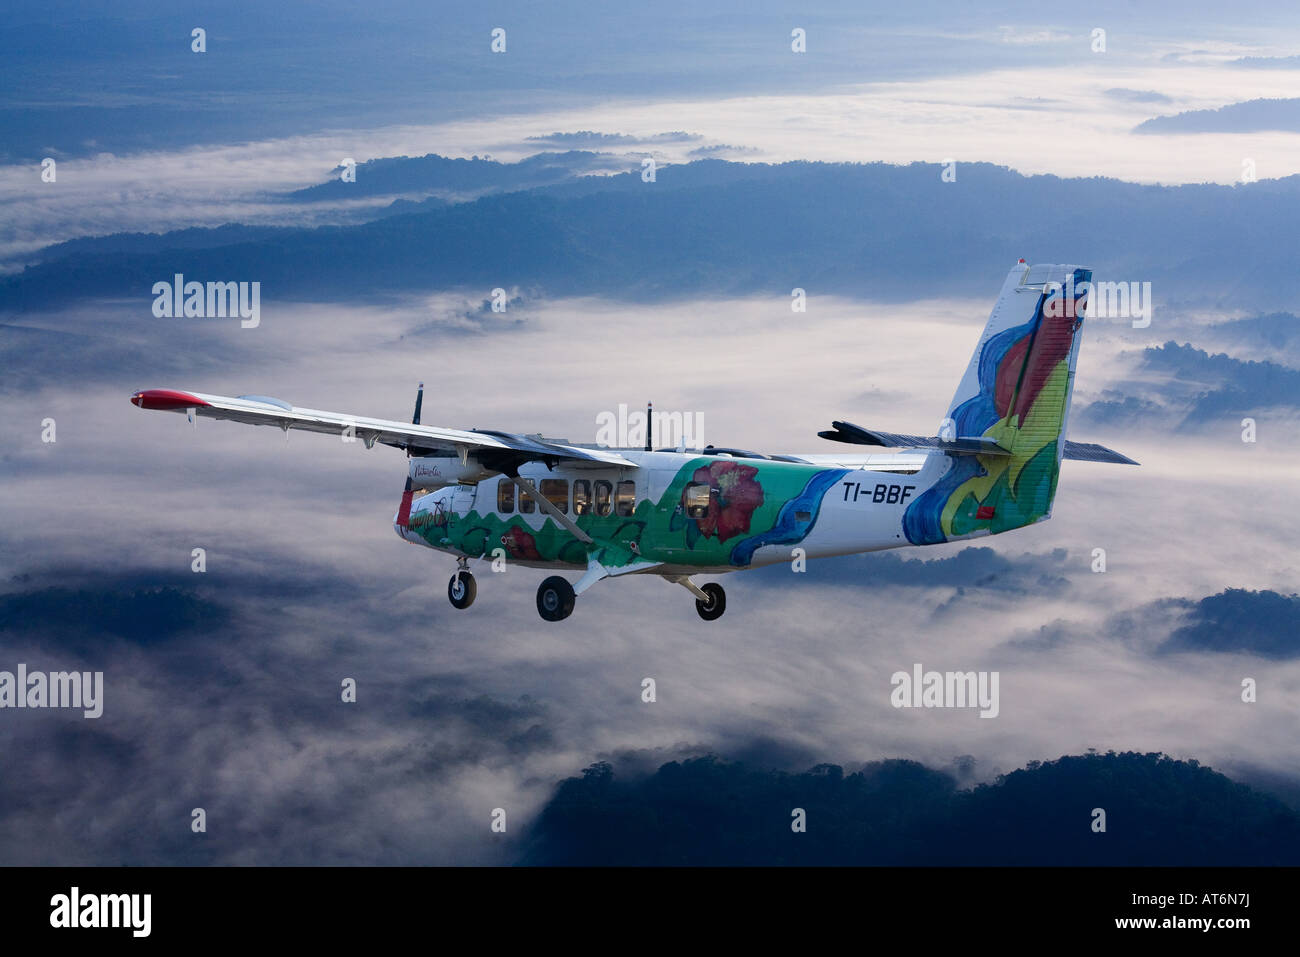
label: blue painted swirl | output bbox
[730,469,850,566]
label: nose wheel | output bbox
[666,575,728,620]
[448,570,476,609]
[536,576,576,621]
[695,582,726,621]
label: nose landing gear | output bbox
[448,559,476,610]
[694,582,726,621]
[666,575,727,620]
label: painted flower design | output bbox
[692,461,764,543]
[500,525,541,561]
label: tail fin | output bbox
[944,261,1089,444]
[904,261,1089,544]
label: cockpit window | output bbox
[683,482,711,518]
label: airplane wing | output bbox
[129,389,637,468]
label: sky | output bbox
[2,0,1299,865]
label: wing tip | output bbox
[130,389,209,411]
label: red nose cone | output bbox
[130,389,209,410]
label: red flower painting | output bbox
[693,461,764,542]
[500,525,542,561]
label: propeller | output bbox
[396,382,423,530]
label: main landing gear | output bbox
[536,576,576,622]
[533,575,725,622]
[448,559,476,610]
[445,559,726,623]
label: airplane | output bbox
[130,260,1136,622]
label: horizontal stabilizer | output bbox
[1062,440,1139,465]
[818,421,1010,456]
[820,421,1138,465]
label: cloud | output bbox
[0,568,575,865]
[524,131,703,146]
[1230,55,1300,69]
[1204,313,1300,358]
[994,27,1073,45]
[749,545,1071,596]
[1104,88,1174,104]
[687,144,761,158]
[3,291,1300,864]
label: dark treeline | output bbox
[523,751,1300,865]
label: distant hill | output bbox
[7,157,1300,312]
[0,585,228,649]
[283,150,639,203]
[1078,341,1300,430]
[1135,97,1300,134]
[522,751,1300,865]
[1162,588,1300,659]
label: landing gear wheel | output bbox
[448,571,476,609]
[695,582,726,621]
[536,576,576,622]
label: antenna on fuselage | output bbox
[645,400,652,451]
[404,382,426,461]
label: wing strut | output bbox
[507,474,594,544]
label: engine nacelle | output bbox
[409,454,496,490]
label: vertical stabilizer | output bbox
[903,262,1090,544]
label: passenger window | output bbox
[539,478,569,514]
[683,482,711,519]
[498,478,515,514]
[594,480,613,517]
[615,479,636,517]
[573,480,592,515]
[518,484,535,514]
